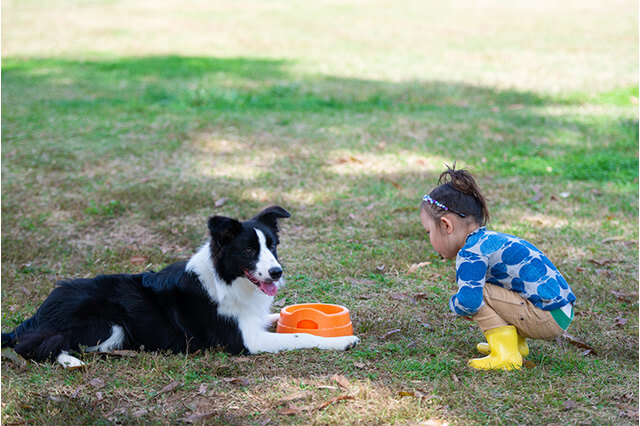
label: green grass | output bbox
[2,0,638,424]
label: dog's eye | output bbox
[270,244,276,251]
[243,247,256,256]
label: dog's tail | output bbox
[2,315,39,348]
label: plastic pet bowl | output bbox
[276,303,353,337]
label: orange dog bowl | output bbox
[276,303,353,337]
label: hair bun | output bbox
[437,164,490,224]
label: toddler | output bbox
[420,166,575,370]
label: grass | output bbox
[1,0,638,424]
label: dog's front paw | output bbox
[340,335,360,350]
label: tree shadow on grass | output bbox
[2,55,637,187]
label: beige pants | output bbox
[472,284,564,340]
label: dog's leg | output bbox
[240,317,359,353]
[267,313,281,325]
[56,351,85,370]
[86,325,125,353]
[246,331,359,354]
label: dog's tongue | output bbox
[260,281,278,296]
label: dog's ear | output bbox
[208,216,243,250]
[251,205,291,233]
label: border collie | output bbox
[2,206,359,368]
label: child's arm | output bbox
[449,252,488,317]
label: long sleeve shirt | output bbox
[449,227,576,317]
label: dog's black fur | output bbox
[1,206,291,361]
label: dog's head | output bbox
[207,205,291,296]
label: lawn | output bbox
[1,0,638,424]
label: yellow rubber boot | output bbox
[468,325,522,371]
[476,333,529,357]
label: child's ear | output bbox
[440,216,454,234]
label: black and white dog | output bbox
[1,206,358,368]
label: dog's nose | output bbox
[269,267,283,280]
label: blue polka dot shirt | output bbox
[450,227,576,317]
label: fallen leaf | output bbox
[561,333,597,355]
[331,374,350,389]
[398,390,432,399]
[132,408,149,418]
[523,359,537,368]
[601,237,623,244]
[197,384,207,395]
[382,329,402,339]
[614,315,627,327]
[389,292,413,302]
[278,391,314,404]
[214,197,229,207]
[71,386,83,398]
[408,261,431,274]
[353,362,366,369]
[316,385,338,390]
[158,381,181,395]
[278,407,302,416]
[357,294,374,300]
[588,258,619,266]
[611,290,639,301]
[600,237,637,246]
[596,269,616,279]
[316,395,354,411]
[223,377,249,386]
[89,378,106,389]
[129,256,148,266]
[451,374,459,383]
[383,178,403,189]
[178,411,218,423]
[274,297,287,307]
[96,392,104,401]
[562,399,577,411]
[614,392,636,402]
[100,349,138,357]
[336,155,363,165]
[616,403,639,419]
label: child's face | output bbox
[420,209,463,260]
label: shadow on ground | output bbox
[2,55,637,185]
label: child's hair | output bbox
[422,165,489,226]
